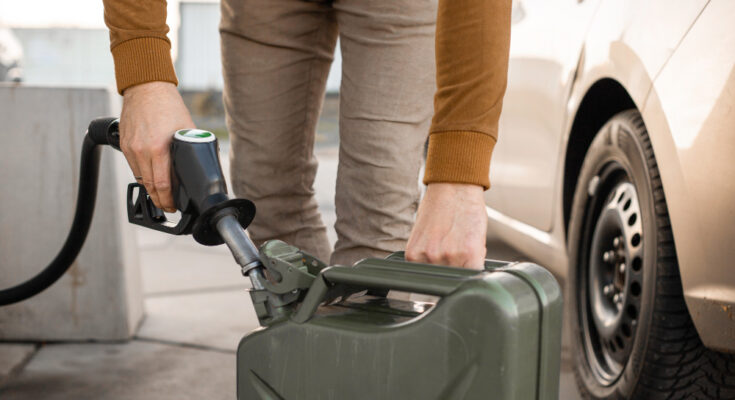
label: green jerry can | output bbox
[237,243,563,400]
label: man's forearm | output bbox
[424,0,512,190]
[103,0,177,93]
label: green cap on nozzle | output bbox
[175,129,216,143]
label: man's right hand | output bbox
[120,81,195,213]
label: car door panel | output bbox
[488,0,598,231]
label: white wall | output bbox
[12,28,115,87]
[177,2,223,90]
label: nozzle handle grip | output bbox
[86,117,198,236]
[126,182,196,235]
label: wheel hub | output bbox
[585,181,644,381]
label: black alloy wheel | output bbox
[567,110,735,399]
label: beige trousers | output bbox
[220,0,436,266]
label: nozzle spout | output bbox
[215,213,266,290]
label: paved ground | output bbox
[0,96,581,399]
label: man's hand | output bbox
[406,183,487,269]
[120,81,195,212]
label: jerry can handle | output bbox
[291,256,497,323]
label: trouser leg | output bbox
[220,0,337,261]
[330,0,437,266]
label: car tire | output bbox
[567,109,735,399]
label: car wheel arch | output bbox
[562,78,635,240]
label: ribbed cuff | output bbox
[423,131,497,190]
[111,37,178,94]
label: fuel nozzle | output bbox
[121,126,267,288]
[164,129,267,287]
[127,128,256,246]
[169,129,257,246]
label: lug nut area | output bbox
[600,235,628,304]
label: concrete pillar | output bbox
[0,84,143,340]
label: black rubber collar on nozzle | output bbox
[192,198,256,246]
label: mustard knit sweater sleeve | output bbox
[103,0,512,189]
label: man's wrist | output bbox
[123,81,178,101]
[425,182,484,194]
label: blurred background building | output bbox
[0,0,341,136]
[0,0,342,89]
[176,1,342,93]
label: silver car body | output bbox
[487,0,735,352]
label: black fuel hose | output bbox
[0,118,120,306]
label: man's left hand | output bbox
[406,183,487,269]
